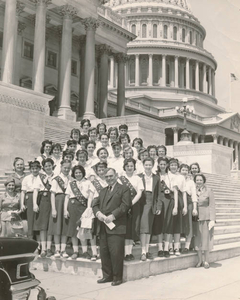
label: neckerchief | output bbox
[70,181,88,207]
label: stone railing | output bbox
[97,5,127,29]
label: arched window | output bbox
[196,33,199,46]
[131,24,136,35]
[153,24,157,38]
[142,24,147,38]
[189,31,193,44]
[173,26,177,40]
[182,28,185,42]
[163,25,168,39]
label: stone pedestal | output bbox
[231,170,240,180]
[0,81,52,169]
[98,114,166,146]
[54,108,76,122]
[168,143,233,175]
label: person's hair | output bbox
[157,145,167,155]
[13,157,25,171]
[105,167,117,175]
[168,158,179,168]
[95,162,108,171]
[42,158,54,167]
[99,133,109,140]
[4,177,16,187]
[119,133,130,143]
[138,147,148,160]
[123,146,134,158]
[76,149,88,161]
[86,140,96,149]
[194,173,206,184]
[79,134,89,142]
[71,165,86,179]
[80,119,91,128]
[70,128,80,142]
[143,157,154,166]
[190,162,201,174]
[67,139,77,147]
[50,143,62,155]
[108,127,119,139]
[132,137,143,148]
[123,158,136,171]
[156,157,169,174]
[111,141,121,149]
[119,124,128,131]
[97,123,107,134]
[40,140,52,154]
[179,163,190,172]
[62,150,75,160]
[147,145,158,154]
[96,147,109,157]
[88,127,97,136]
[29,160,41,169]
[60,159,72,166]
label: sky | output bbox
[189,0,240,113]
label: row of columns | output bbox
[1,0,127,119]
[172,128,240,170]
[108,54,215,97]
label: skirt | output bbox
[48,193,68,236]
[125,201,141,241]
[152,209,164,235]
[140,191,154,234]
[194,220,214,251]
[66,198,86,238]
[33,191,51,231]
[25,192,34,237]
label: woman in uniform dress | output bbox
[63,128,81,151]
[138,157,163,261]
[190,162,201,178]
[86,141,98,167]
[164,158,188,256]
[119,158,144,261]
[48,159,71,258]
[50,143,62,176]
[194,173,215,269]
[80,119,91,136]
[9,157,27,193]
[75,150,94,179]
[108,127,119,145]
[64,165,96,260]
[108,142,124,176]
[21,161,41,240]
[132,138,143,155]
[135,148,149,175]
[147,145,158,174]
[33,158,55,258]
[179,164,198,254]
[36,140,53,164]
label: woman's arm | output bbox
[33,189,39,213]
[87,191,94,208]
[51,192,57,218]
[172,186,178,215]
[64,195,70,218]
[182,191,187,215]
[20,191,26,210]
[132,190,143,206]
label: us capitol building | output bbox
[0,0,240,172]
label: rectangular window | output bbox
[71,59,78,76]
[0,31,3,48]
[46,49,58,69]
[23,40,34,60]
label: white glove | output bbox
[208,220,215,230]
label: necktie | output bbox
[109,185,112,191]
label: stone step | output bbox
[216,203,240,208]
[214,233,240,245]
[31,241,240,281]
[216,219,240,226]
[216,213,240,219]
[216,200,240,204]
[214,225,240,235]
[216,208,240,213]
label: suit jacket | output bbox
[197,185,216,221]
[92,182,131,235]
[138,173,163,214]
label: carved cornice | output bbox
[82,17,100,32]
[114,53,128,63]
[16,1,25,16]
[18,21,26,35]
[59,5,78,20]
[30,0,52,5]
[96,44,112,56]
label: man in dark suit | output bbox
[92,168,131,286]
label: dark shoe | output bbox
[111,280,122,286]
[46,249,53,258]
[164,251,170,258]
[140,253,146,261]
[82,252,91,259]
[146,252,153,260]
[124,255,131,261]
[97,277,113,284]
[158,250,164,257]
[129,254,135,260]
[181,248,189,254]
[71,252,78,260]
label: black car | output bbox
[0,237,54,300]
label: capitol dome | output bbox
[106,0,220,118]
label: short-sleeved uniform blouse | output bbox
[21,174,39,192]
[119,173,144,194]
[65,178,95,199]
[0,193,20,221]
[168,172,187,193]
[50,173,70,194]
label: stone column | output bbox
[98,44,112,119]
[125,59,129,86]
[172,127,179,145]
[148,54,153,86]
[200,135,205,143]
[212,134,218,144]
[57,5,77,120]
[212,71,216,97]
[78,35,86,119]
[162,54,166,87]
[135,54,140,86]
[115,53,127,116]
[1,0,17,83]
[195,60,199,91]
[82,17,99,119]
[203,64,207,93]
[174,56,179,88]
[110,56,114,88]
[194,133,199,144]
[170,59,174,87]
[219,136,224,145]
[229,140,234,167]
[224,138,229,146]
[114,61,118,88]
[234,142,239,170]
[180,61,184,88]
[208,67,212,95]
[186,58,190,89]
[32,0,51,92]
